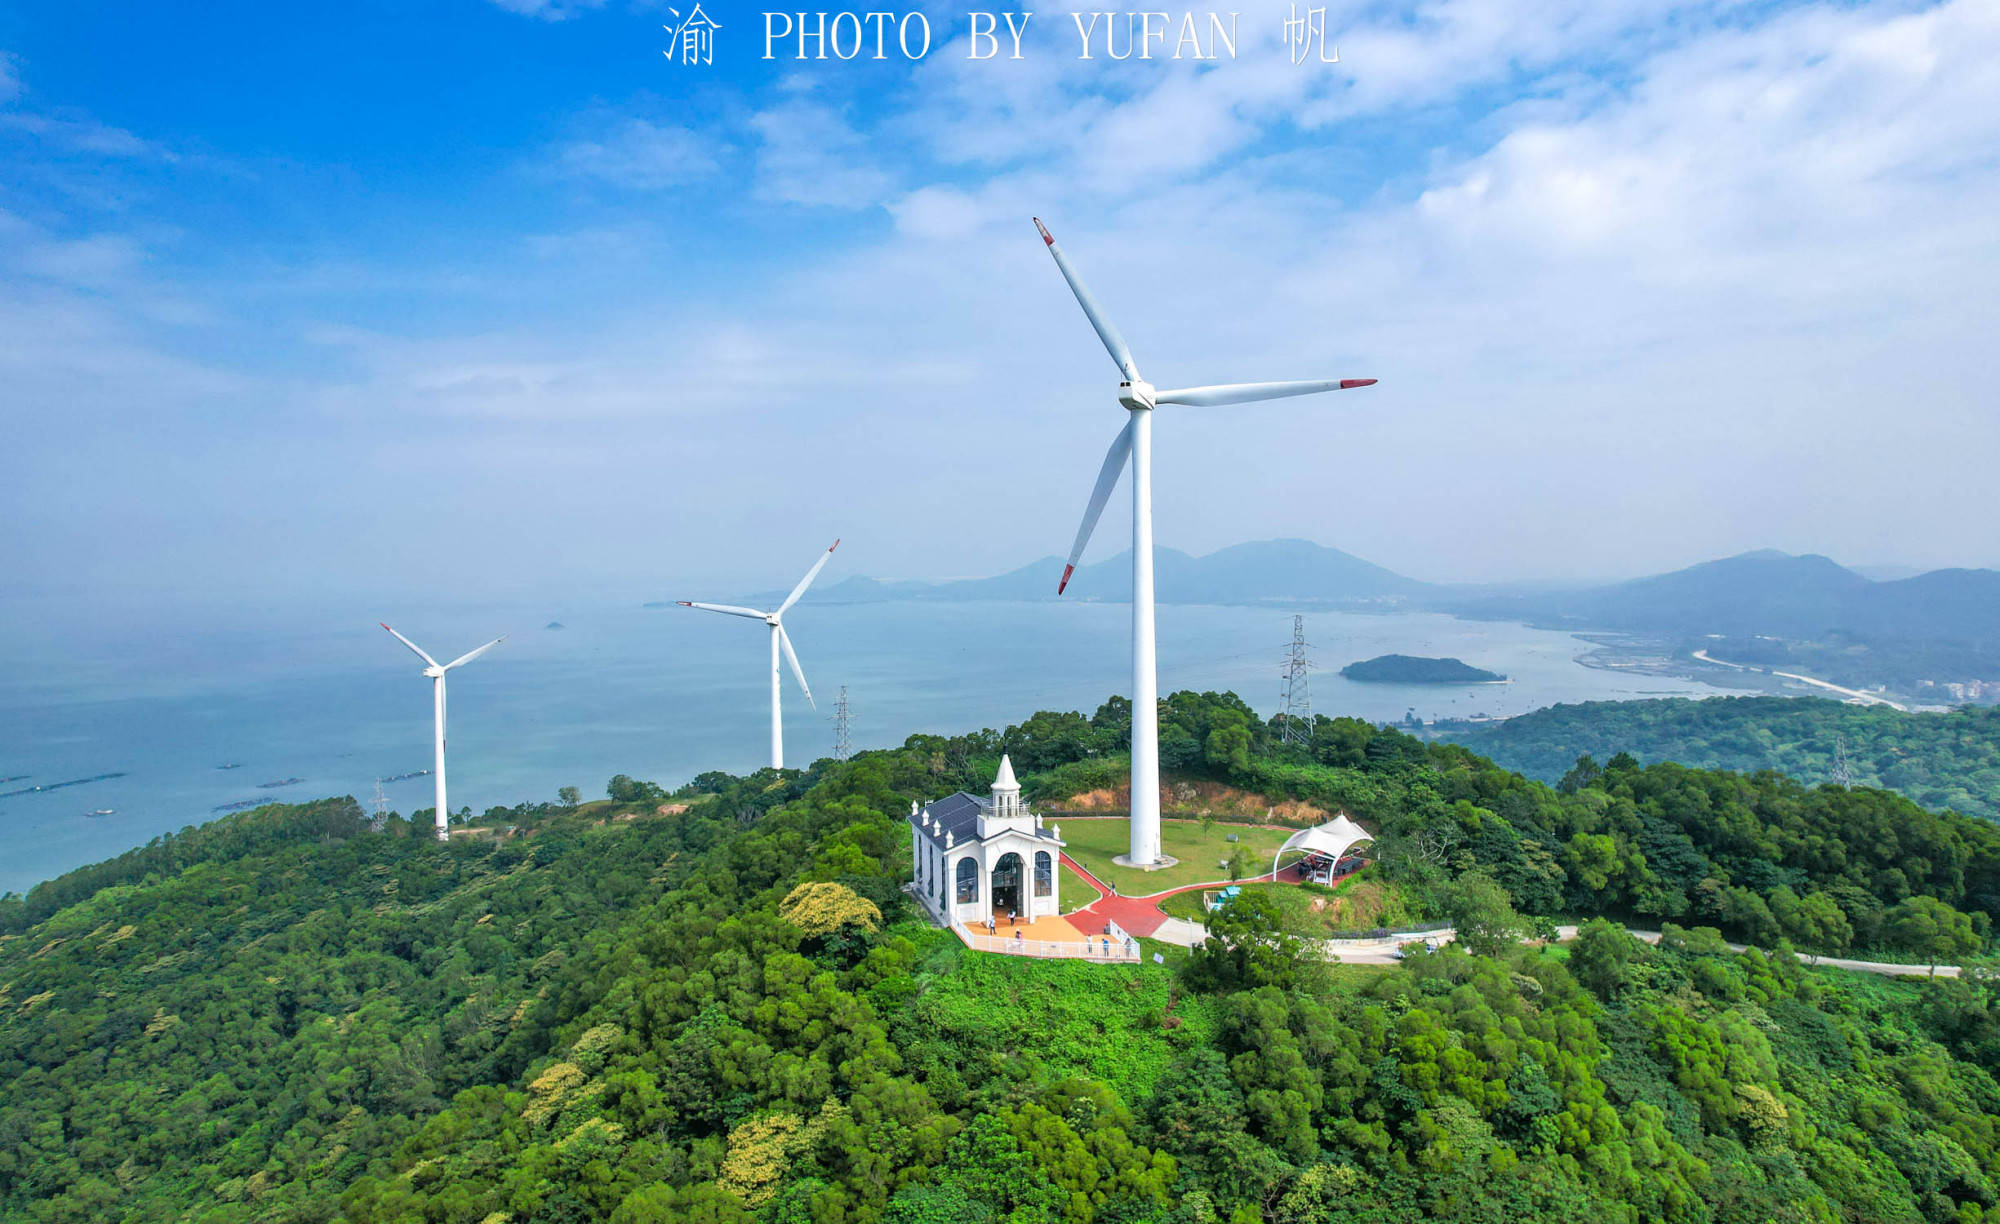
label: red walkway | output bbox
[1061,856,1344,939]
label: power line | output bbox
[1280,615,1313,747]
[832,686,852,761]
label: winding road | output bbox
[1692,649,1908,711]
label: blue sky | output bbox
[2,0,1996,616]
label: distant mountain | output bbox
[670,542,2000,690]
[1854,564,1927,582]
[1450,550,2000,645]
[732,538,1433,608]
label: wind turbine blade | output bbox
[777,538,840,617]
[380,623,439,668]
[1059,418,1135,594]
[677,601,771,620]
[1154,378,1377,407]
[1034,218,1140,381]
[443,635,507,671]
[778,625,814,709]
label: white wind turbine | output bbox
[679,539,839,770]
[1032,217,1377,868]
[380,624,507,841]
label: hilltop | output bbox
[5,695,2000,1223]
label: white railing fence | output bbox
[961,931,1141,962]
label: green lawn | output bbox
[1059,862,1099,914]
[1059,817,1294,896]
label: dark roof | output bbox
[913,792,1059,848]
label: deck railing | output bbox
[961,931,1141,962]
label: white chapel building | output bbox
[910,755,1066,925]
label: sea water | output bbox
[0,597,1746,894]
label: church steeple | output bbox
[991,753,1021,816]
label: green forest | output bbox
[5,693,2000,1223]
[1448,696,2000,820]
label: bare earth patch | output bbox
[1053,778,1327,826]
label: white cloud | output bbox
[0,51,19,105]
[7,0,2000,599]
[750,101,899,207]
[483,0,604,21]
[552,117,721,189]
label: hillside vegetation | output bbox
[1449,696,2000,820]
[3,694,2000,1222]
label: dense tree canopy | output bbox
[3,692,1999,1223]
[1449,696,2000,819]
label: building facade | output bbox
[909,755,1065,926]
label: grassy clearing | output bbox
[1060,817,1293,895]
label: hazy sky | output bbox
[2,0,1997,614]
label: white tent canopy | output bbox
[1271,814,1375,879]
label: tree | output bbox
[1184,891,1312,992]
[558,786,581,811]
[1886,895,1981,975]
[1445,869,1524,957]
[1770,888,1852,958]
[1569,918,1640,998]
[1558,753,1602,795]
[778,881,883,937]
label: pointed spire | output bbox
[994,753,1019,791]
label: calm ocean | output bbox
[0,597,1746,894]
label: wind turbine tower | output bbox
[1031,218,1376,866]
[380,624,507,840]
[679,540,839,770]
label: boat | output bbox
[257,777,305,789]
[87,808,115,817]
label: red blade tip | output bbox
[675,601,693,607]
[1057,563,1075,594]
[1340,378,1378,389]
[830,538,840,551]
[1034,218,1054,246]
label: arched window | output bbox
[1034,851,1054,898]
[955,857,979,904]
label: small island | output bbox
[1340,654,1507,684]
[545,621,566,630]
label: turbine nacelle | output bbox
[422,665,447,679]
[1118,379,1157,411]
